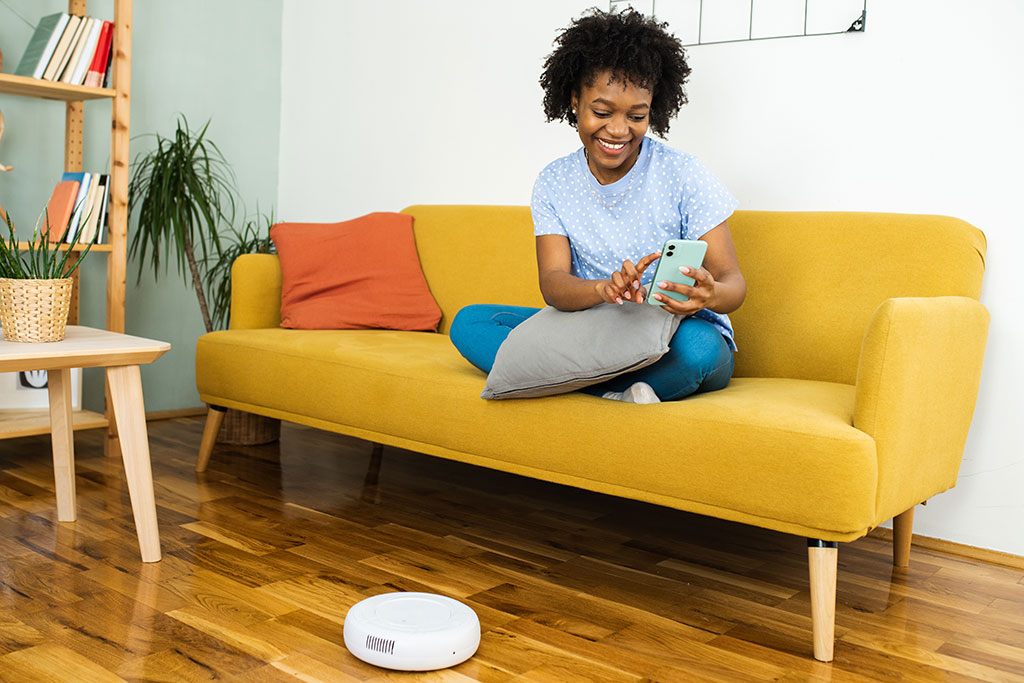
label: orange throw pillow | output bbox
[271,212,442,331]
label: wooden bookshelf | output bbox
[0,0,131,442]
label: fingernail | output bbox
[679,266,690,274]
[658,282,667,288]
[615,297,623,304]
[654,294,663,301]
[633,280,640,288]
[623,291,631,299]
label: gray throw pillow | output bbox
[481,303,681,399]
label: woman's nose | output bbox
[606,115,628,137]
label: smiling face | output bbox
[572,70,653,185]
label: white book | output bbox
[59,17,96,84]
[42,14,82,81]
[31,13,71,79]
[79,175,107,243]
[70,17,104,86]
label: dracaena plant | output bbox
[0,207,95,279]
[127,115,237,333]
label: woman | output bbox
[451,9,745,403]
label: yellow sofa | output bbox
[194,206,989,662]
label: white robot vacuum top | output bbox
[343,592,481,671]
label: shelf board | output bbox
[16,241,113,253]
[0,408,107,439]
[0,73,115,102]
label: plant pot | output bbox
[217,408,280,445]
[0,277,73,342]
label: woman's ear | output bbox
[570,93,578,115]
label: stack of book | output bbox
[43,172,109,245]
[13,12,114,88]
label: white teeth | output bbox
[598,140,625,150]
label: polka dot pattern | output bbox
[530,137,739,350]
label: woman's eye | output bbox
[592,110,611,118]
[630,114,648,122]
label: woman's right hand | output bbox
[595,252,660,305]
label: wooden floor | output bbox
[0,418,1022,682]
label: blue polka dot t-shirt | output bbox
[530,137,739,350]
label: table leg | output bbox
[107,364,161,562]
[47,368,76,522]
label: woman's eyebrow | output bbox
[590,97,650,110]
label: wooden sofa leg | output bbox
[808,539,838,662]
[893,507,914,568]
[196,406,227,473]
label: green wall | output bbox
[0,0,282,413]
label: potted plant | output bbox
[0,208,95,342]
[128,116,278,445]
[202,209,280,445]
[205,208,275,331]
[127,115,236,334]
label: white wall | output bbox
[279,1,1024,555]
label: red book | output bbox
[43,180,79,242]
[83,21,112,88]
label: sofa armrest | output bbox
[854,296,989,520]
[229,254,282,330]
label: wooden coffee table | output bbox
[0,326,170,562]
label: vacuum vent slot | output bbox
[366,634,396,655]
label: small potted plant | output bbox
[0,208,94,342]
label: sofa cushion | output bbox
[481,303,681,399]
[270,212,442,331]
[197,329,877,539]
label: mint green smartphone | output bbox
[646,239,708,305]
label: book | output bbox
[78,174,108,244]
[71,176,100,243]
[83,22,113,88]
[95,176,110,243]
[101,41,114,88]
[68,17,104,86]
[59,17,97,84]
[62,171,92,242]
[43,180,80,242]
[14,12,69,79]
[43,14,83,81]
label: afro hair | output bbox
[540,9,691,137]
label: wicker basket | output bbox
[217,408,281,445]
[0,277,73,342]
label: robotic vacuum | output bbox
[343,592,480,671]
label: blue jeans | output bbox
[449,304,734,401]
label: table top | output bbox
[0,326,171,372]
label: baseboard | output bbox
[869,527,1024,570]
[145,407,207,422]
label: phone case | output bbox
[646,239,708,305]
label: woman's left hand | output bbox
[651,265,719,316]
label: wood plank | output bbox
[0,409,107,439]
[0,73,114,102]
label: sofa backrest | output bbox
[402,205,546,335]
[403,205,987,385]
